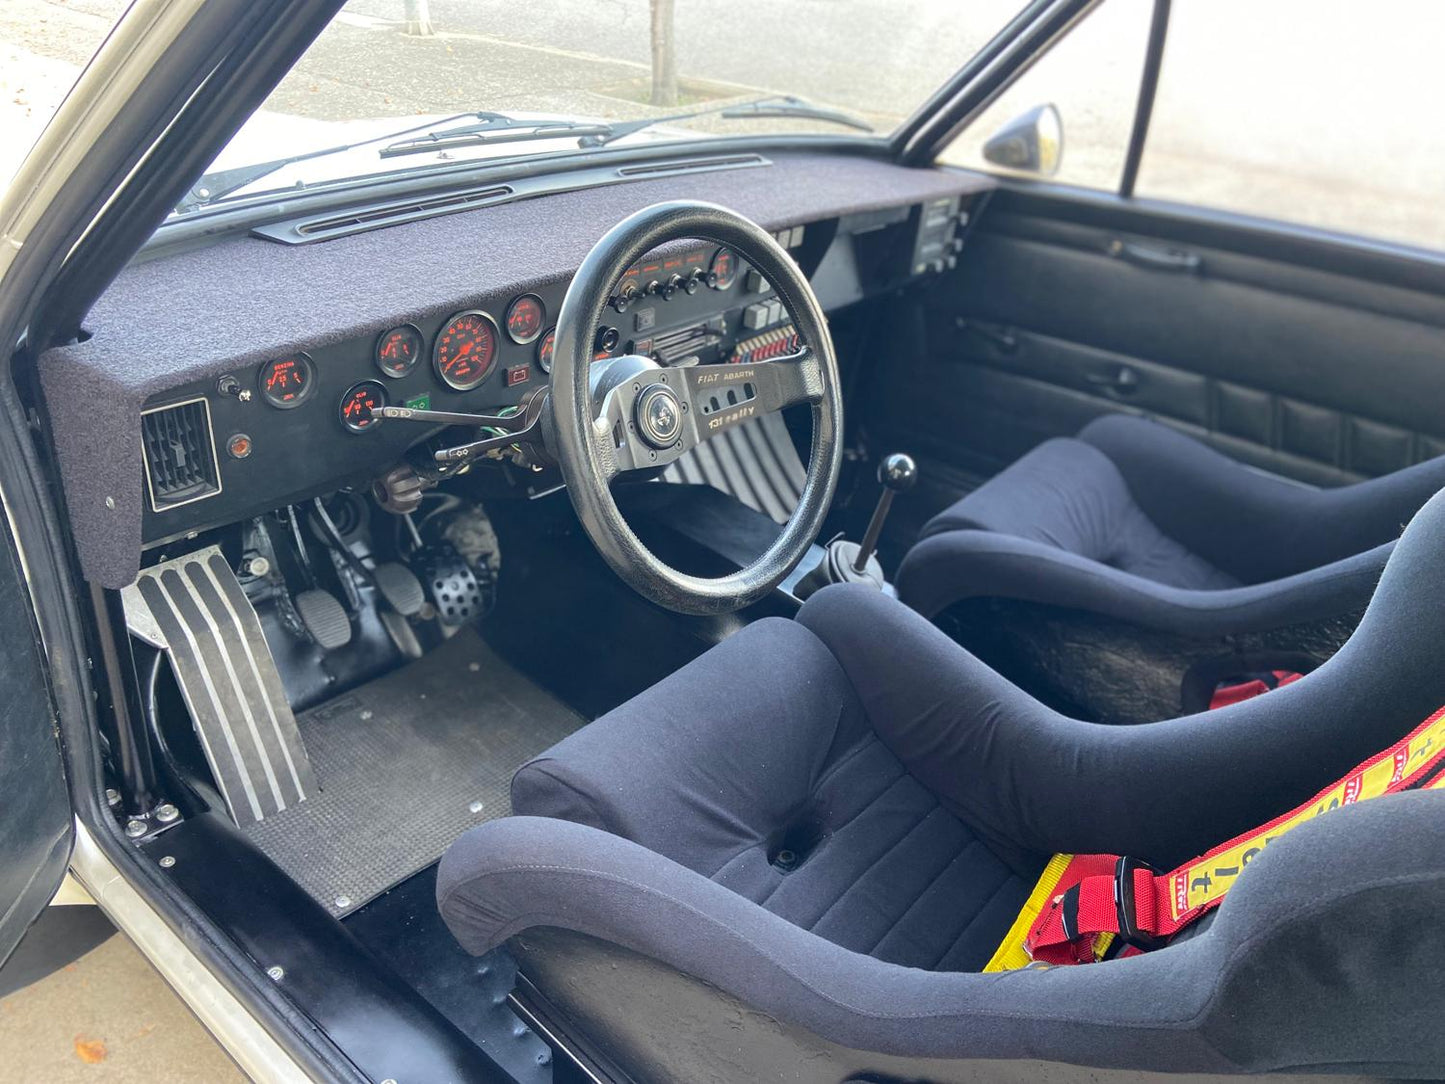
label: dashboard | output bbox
[38,151,991,589]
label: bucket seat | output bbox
[894,414,1445,721]
[435,486,1445,1082]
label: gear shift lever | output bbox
[852,453,917,574]
[795,452,917,600]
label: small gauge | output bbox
[536,327,557,374]
[375,324,424,378]
[339,381,387,432]
[710,247,737,290]
[434,310,499,391]
[505,294,545,345]
[259,353,315,409]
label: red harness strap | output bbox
[1024,703,1445,966]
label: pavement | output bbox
[0,927,244,1083]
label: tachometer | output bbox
[505,294,545,345]
[709,247,737,290]
[375,324,423,378]
[434,310,499,391]
[536,326,557,374]
[339,381,387,432]
[259,353,315,409]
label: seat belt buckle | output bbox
[1112,856,1164,952]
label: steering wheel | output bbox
[549,201,843,615]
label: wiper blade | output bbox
[585,95,874,148]
[378,119,615,159]
[175,111,526,213]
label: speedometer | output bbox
[433,310,499,391]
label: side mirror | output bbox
[982,104,1063,177]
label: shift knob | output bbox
[852,452,920,575]
[879,453,918,493]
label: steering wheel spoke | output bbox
[682,348,822,444]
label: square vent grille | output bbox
[141,398,221,512]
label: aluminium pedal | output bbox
[123,546,318,828]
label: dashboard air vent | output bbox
[254,184,515,244]
[615,153,769,179]
[141,398,221,512]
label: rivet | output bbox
[468,800,484,814]
[104,496,116,510]
[124,819,146,838]
[266,965,284,981]
[155,803,180,824]
[359,710,373,721]
[334,895,352,909]
[159,856,176,869]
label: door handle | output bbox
[1107,238,1202,274]
[1086,365,1140,395]
[957,320,1018,353]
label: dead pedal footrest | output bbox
[123,546,317,828]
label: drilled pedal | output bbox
[123,547,317,828]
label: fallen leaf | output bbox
[74,1036,107,1064]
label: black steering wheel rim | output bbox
[550,201,843,615]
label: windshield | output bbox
[172,0,1028,214]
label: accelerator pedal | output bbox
[372,562,425,617]
[123,546,317,828]
[295,588,352,650]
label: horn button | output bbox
[635,383,683,448]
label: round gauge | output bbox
[536,326,557,374]
[505,294,545,345]
[375,324,424,378]
[339,380,387,432]
[259,353,315,409]
[433,310,499,391]
[710,247,737,290]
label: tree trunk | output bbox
[403,0,435,37]
[649,0,678,107]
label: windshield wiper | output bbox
[378,118,614,158]
[583,95,875,148]
[176,96,874,214]
[174,111,542,213]
[377,95,875,160]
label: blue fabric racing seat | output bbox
[436,488,1445,1082]
[894,414,1445,721]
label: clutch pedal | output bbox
[123,546,318,828]
[294,587,352,650]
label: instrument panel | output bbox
[137,194,973,549]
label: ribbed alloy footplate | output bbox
[124,546,316,827]
[660,411,806,524]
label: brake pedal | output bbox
[294,588,352,650]
[372,562,425,617]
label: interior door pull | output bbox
[959,321,1018,353]
[1108,239,1202,274]
[1086,365,1140,395]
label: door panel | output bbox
[0,511,71,971]
[870,186,1445,490]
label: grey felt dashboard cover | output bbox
[38,153,986,588]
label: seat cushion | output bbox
[511,617,1033,972]
[919,436,1238,590]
